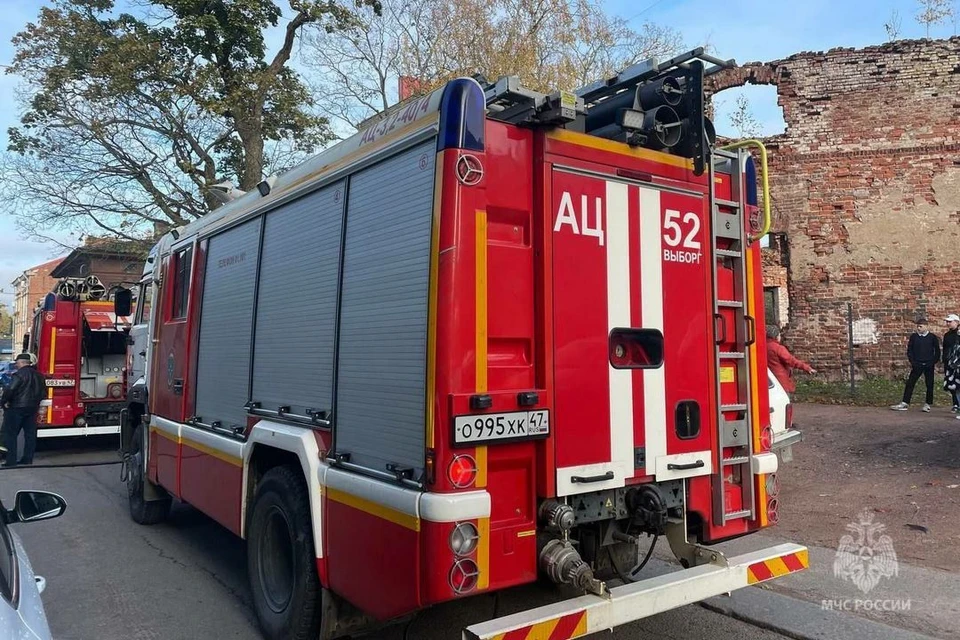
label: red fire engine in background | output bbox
[118,48,807,640]
[28,276,131,437]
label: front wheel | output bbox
[247,465,322,640]
[126,424,171,525]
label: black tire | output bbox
[247,464,322,640]
[127,424,171,525]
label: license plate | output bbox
[453,410,550,446]
[45,379,75,387]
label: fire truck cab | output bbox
[29,277,131,438]
[119,48,806,640]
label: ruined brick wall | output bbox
[708,38,960,378]
[761,242,789,329]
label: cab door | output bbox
[150,242,197,422]
[149,240,199,492]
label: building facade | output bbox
[708,37,960,377]
[11,257,64,350]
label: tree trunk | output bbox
[236,120,265,191]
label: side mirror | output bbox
[9,490,67,524]
[114,287,133,318]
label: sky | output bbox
[0,0,956,307]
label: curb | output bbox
[701,586,941,640]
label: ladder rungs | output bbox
[714,198,740,209]
[715,248,742,258]
[722,456,750,466]
[721,404,748,412]
[717,300,743,308]
[719,352,745,360]
[724,509,753,520]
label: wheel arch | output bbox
[241,420,327,561]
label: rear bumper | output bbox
[462,543,808,640]
[772,428,803,450]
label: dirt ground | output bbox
[776,403,960,572]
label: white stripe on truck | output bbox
[605,180,635,480]
[640,187,667,476]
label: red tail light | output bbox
[448,455,477,488]
[767,497,780,525]
[785,404,794,429]
[448,558,479,594]
[760,426,773,452]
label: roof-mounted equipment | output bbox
[579,47,735,175]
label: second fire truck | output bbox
[29,276,131,438]
[118,48,807,640]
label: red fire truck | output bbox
[29,277,131,437]
[118,48,807,640]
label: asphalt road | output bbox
[0,437,789,640]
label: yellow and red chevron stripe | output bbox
[747,549,809,584]
[492,611,588,640]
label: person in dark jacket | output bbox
[1,353,46,466]
[891,318,941,412]
[943,314,960,412]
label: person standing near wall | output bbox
[891,317,941,413]
[942,314,960,412]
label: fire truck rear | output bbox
[118,48,807,640]
[29,277,131,438]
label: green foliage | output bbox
[4,0,372,238]
[0,305,12,340]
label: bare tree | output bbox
[885,8,903,40]
[728,94,761,139]
[305,0,683,132]
[916,0,953,37]
[304,0,418,131]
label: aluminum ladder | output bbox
[710,148,757,525]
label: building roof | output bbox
[50,242,146,279]
[11,256,65,287]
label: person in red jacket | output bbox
[767,325,816,394]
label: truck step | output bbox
[722,456,750,466]
[715,248,742,258]
[721,404,748,412]
[717,300,743,308]
[718,352,745,360]
[724,509,753,519]
[714,198,740,209]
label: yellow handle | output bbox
[719,139,771,241]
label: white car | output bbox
[0,490,67,640]
[768,369,802,461]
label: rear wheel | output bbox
[247,464,322,640]
[126,424,171,525]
